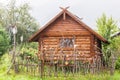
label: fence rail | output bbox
[15,53,111,77]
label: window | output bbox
[60,38,74,48]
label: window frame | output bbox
[59,37,75,48]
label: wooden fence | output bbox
[14,52,115,77]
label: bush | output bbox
[115,57,120,70]
[0,26,10,57]
[0,53,11,73]
[19,43,38,63]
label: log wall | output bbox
[40,14,91,37]
[38,36,92,60]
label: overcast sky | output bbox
[0,0,120,29]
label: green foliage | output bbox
[96,14,118,41]
[21,42,38,56]
[0,0,39,45]
[0,25,10,56]
[115,57,120,70]
[109,36,120,55]
[0,54,11,73]
[96,14,120,65]
[18,42,38,63]
[20,47,37,58]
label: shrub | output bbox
[115,57,120,70]
[0,26,10,57]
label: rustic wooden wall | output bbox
[75,36,91,54]
[40,14,91,37]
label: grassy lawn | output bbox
[0,71,120,80]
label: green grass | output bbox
[0,72,120,80]
[0,71,120,80]
[0,54,120,80]
[0,73,40,80]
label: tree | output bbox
[96,14,120,65]
[97,14,118,41]
[0,24,10,56]
[0,0,39,45]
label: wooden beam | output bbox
[59,6,70,11]
[63,12,66,20]
[90,35,94,55]
[60,6,70,20]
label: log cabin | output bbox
[29,7,108,65]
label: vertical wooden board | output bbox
[38,42,41,51]
[90,35,94,55]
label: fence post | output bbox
[41,60,44,77]
[110,54,115,75]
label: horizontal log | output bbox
[43,42,58,45]
[76,36,90,39]
[76,37,90,40]
[49,22,81,27]
[54,22,84,27]
[54,20,80,24]
[41,50,90,54]
[76,39,90,41]
[44,31,90,33]
[47,28,88,31]
[40,36,90,40]
[43,39,58,42]
[43,36,74,38]
[75,42,90,45]
[80,46,90,49]
[41,46,91,51]
[76,38,90,41]
[42,32,90,37]
[43,23,89,31]
[43,45,58,48]
[76,48,90,51]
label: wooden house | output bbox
[29,7,108,65]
